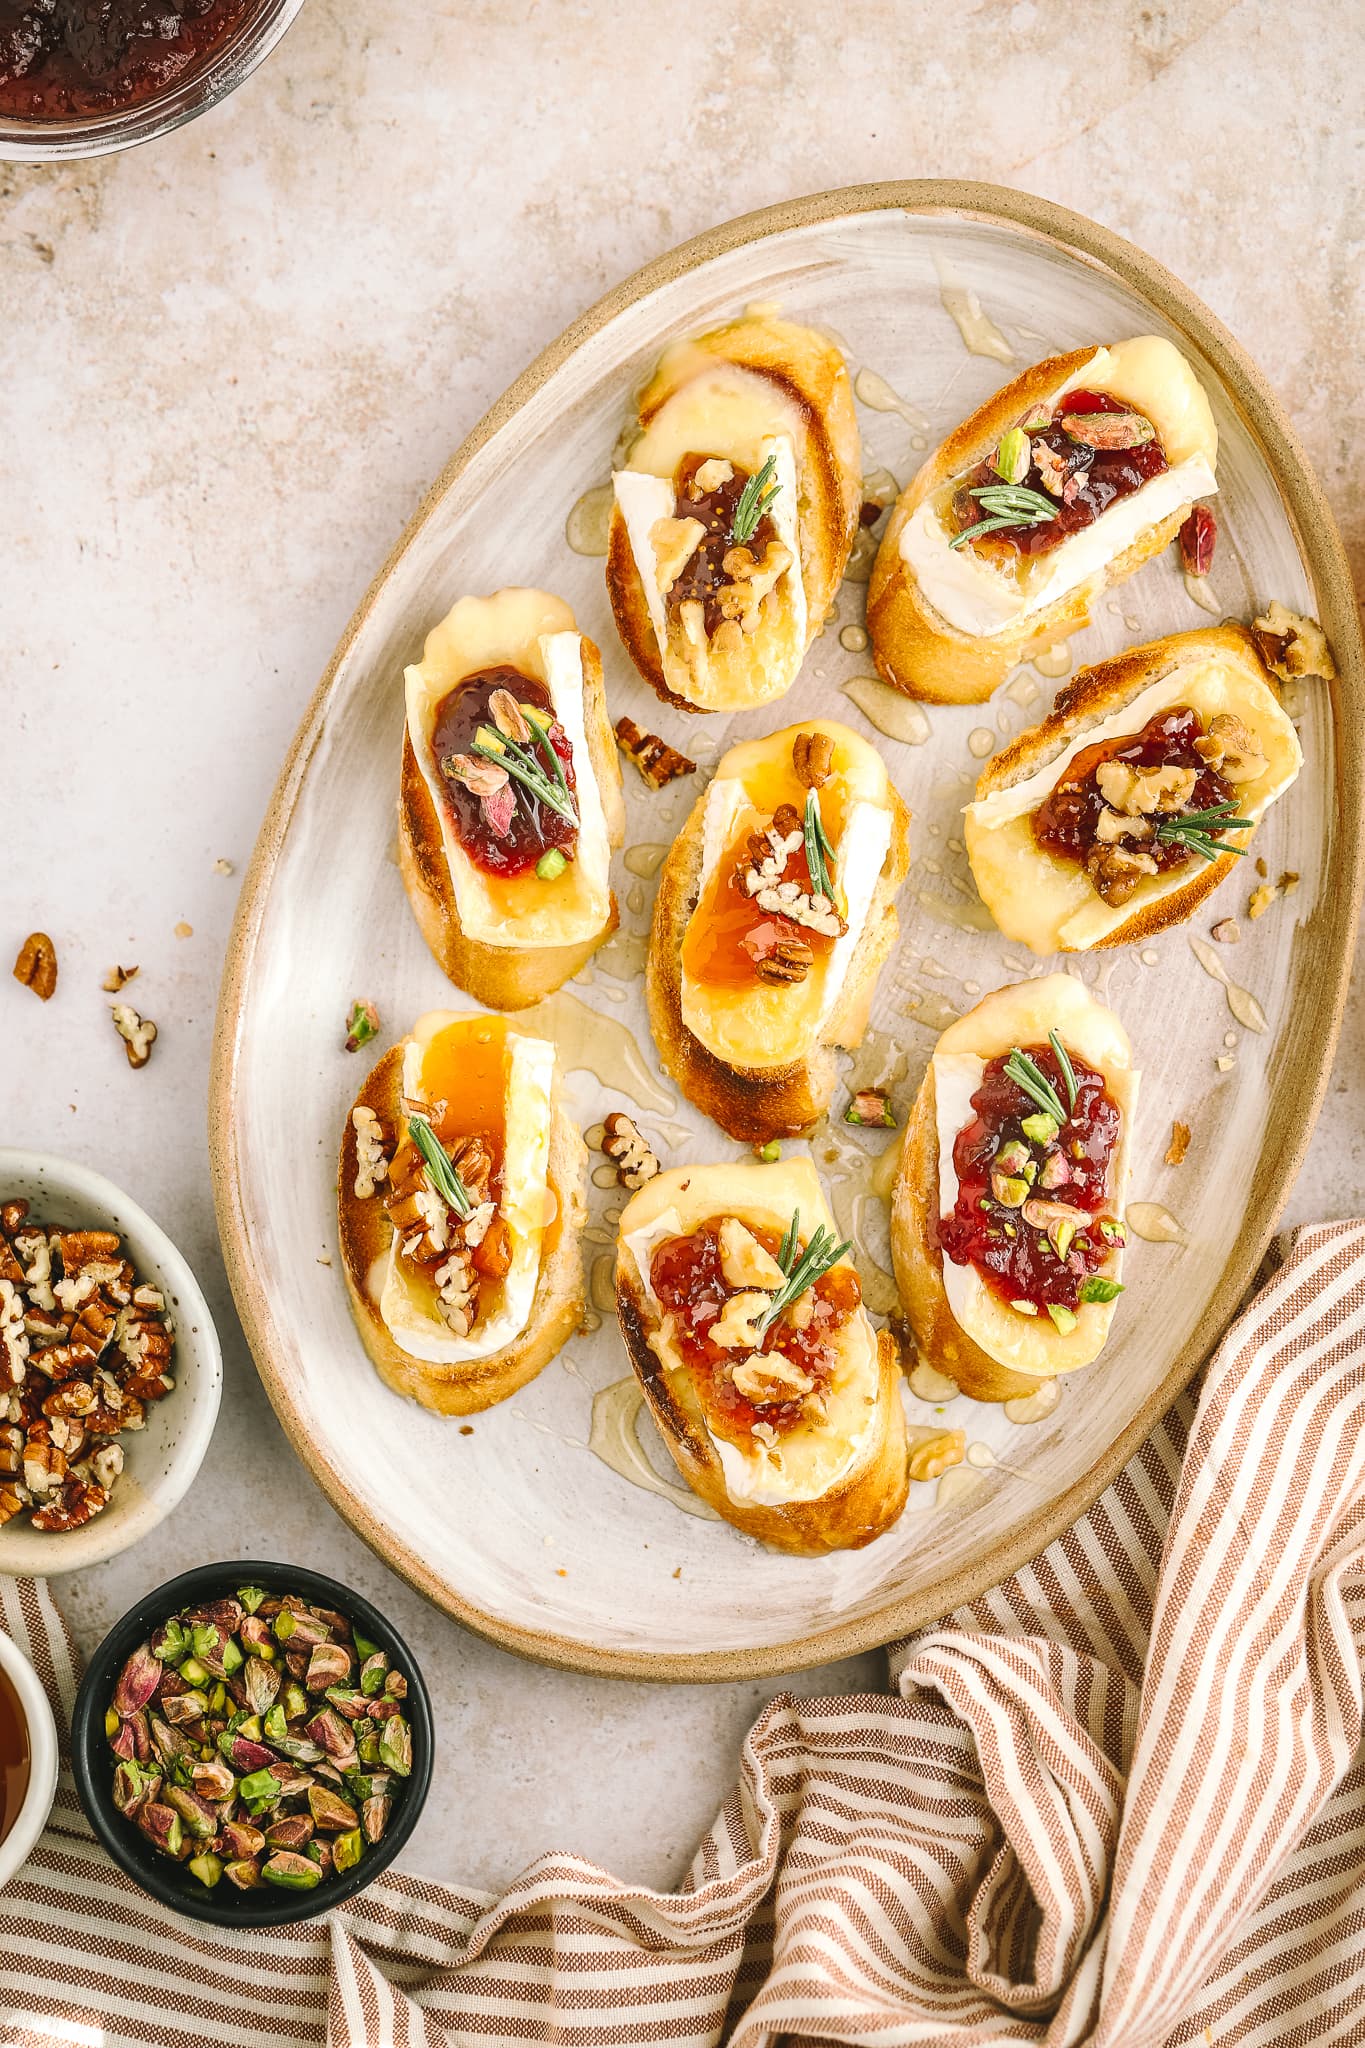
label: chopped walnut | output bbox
[730,1353,814,1404]
[614,717,696,790]
[1251,603,1335,683]
[692,458,734,494]
[1096,760,1197,816]
[906,1429,966,1485]
[111,1004,157,1069]
[709,1294,774,1351]
[1193,713,1265,785]
[351,1105,390,1200]
[715,538,792,634]
[1211,918,1241,944]
[601,1112,659,1190]
[717,1219,785,1291]
[1085,843,1159,908]
[1165,1121,1191,1167]
[1094,806,1152,846]
[1247,884,1277,920]
[649,515,707,596]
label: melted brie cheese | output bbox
[618,1159,879,1506]
[932,977,1137,1376]
[901,336,1219,639]
[380,1019,554,1365]
[965,653,1302,953]
[613,360,808,707]
[679,721,899,1071]
[404,589,612,949]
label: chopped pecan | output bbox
[13,931,58,1001]
[614,717,695,790]
[102,965,138,993]
[1165,1121,1191,1167]
[111,1004,157,1068]
[755,938,813,985]
[601,1112,659,1190]
[351,1105,390,1200]
[30,1473,109,1532]
[791,730,834,789]
[1251,603,1335,683]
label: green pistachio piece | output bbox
[333,1828,364,1875]
[535,848,568,881]
[237,1767,282,1805]
[1010,1300,1039,1316]
[359,1653,389,1699]
[378,1715,412,1778]
[1052,1218,1076,1260]
[105,1707,120,1739]
[178,1656,209,1687]
[758,1140,781,1163]
[1078,1276,1124,1303]
[351,1631,381,1662]
[188,1852,223,1890]
[238,1586,267,1614]
[263,1851,322,1892]
[993,427,1031,485]
[1020,1112,1059,1146]
[273,1609,296,1643]
[991,1174,1030,1210]
[1047,1304,1077,1334]
[220,1639,244,1677]
[994,1139,1030,1175]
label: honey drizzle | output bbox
[588,1377,721,1521]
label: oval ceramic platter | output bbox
[211,183,1363,1680]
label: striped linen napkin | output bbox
[3,1218,1364,2048]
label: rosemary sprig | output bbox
[406,1111,473,1220]
[1004,1047,1067,1127]
[950,482,1058,551]
[1048,1030,1078,1114]
[729,453,780,545]
[755,1211,853,1343]
[521,703,571,801]
[803,790,837,905]
[1152,802,1252,863]
[473,726,579,827]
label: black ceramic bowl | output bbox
[71,1560,433,1926]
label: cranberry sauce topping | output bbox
[1032,706,1236,877]
[938,1047,1123,1316]
[649,1216,860,1441]
[953,389,1169,559]
[432,666,578,881]
[666,453,779,635]
[0,0,258,120]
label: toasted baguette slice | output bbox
[616,1159,907,1554]
[891,977,1137,1403]
[868,336,1219,704]
[338,1016,587,1416]
[965,625,1301,954]
[400,589,626,1010]
[646,719,911,1143]
[606,311,860,713]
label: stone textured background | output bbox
[1,0,1361,1888]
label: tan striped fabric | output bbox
[4,1219,1365,2048]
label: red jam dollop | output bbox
[937,1046,1122,1314]
[666,453,779,634]
[432,666,578,881]
[0,0,258,120]
[649,1216,860,1440]
[1032,705,1235,873]
[953,390,1169,559]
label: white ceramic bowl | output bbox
[0,1151,222,1575]
[0,1628,58,1891]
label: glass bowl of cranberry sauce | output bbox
[0,0,305,161]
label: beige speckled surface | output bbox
[1,0,1361,1890]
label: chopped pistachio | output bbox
[1047,1304,1077,1334]
[991,1174,1030,1209]
[1078,1276,1124,1303]
[188,1852,223,1890]
[334,1828,365,1875]
[1010,1299,1039,1316]
[1020,1112,1059,1146]
[993,427,1031,485]
[535,848,568,881]
[758,1140,781,1163]
[238,1586,267,1614]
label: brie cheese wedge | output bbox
[404,589,612,949]
[380,1017,554,1366]
[902,336,1219,639]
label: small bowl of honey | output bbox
[0,1623,58,1893]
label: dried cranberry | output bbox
[1179,503,1217,577]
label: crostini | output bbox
[965,625,1302,953]
[868,336,1219,703]
[338,1009,587,1414]
[615,1158,907,1553]
[607,309,861,713]
[647,718,911,1143]
[400,589,626,1008]
[892,977,1137,1403]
